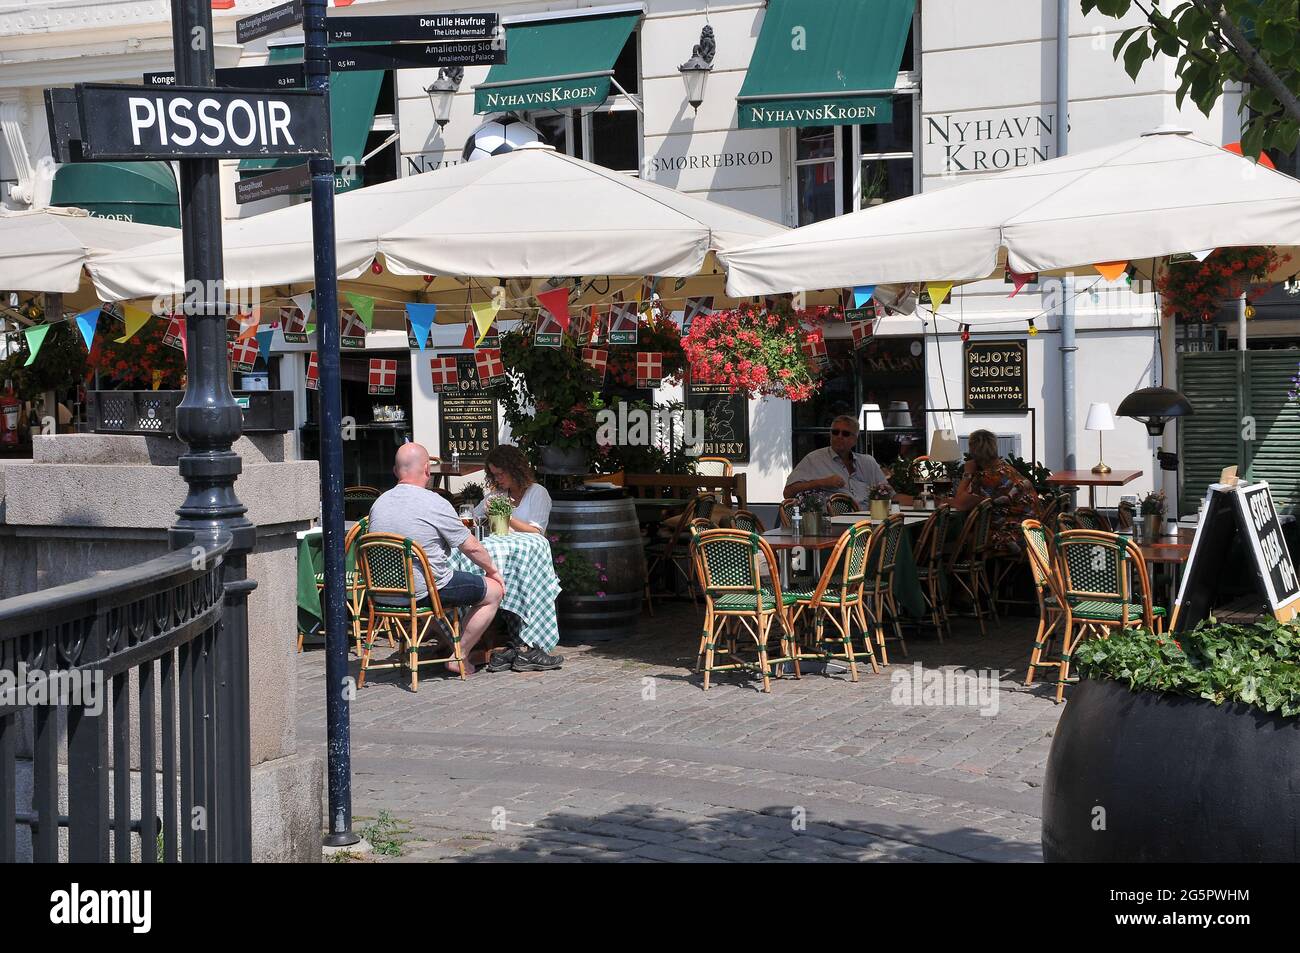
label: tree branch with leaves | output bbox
[1084,0,1300,157]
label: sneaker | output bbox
[512,646,564,672]
[486,647,517,673]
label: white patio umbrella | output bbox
[88,146,786,303]
[720,127,1300,297]
[0,206,175,295]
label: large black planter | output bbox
[1042,677,1300,862]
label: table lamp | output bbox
[1085,402,1115,474]
[919,428,962,508]
[859,403,885,456]
[885,400,912,429]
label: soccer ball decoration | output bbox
[462,114,543,162]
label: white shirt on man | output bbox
[787,446,888,507]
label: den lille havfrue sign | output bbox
[963,340,1027,411]
[47,83,328,161]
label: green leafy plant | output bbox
[359,810,411,857]
[1139,490,1167,516]
[485,495,513,520]
[457,481,485,506]
[1074,616,1300,717]
[868,481,894,501]
[1084,0,1300,157]
[794,489,827,514]
[889,457,919,495]
[595,398,698,476]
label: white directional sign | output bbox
[73,84,329,160]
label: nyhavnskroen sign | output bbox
[739,96,893,129]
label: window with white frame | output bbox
[524,30,642,175]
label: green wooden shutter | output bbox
[1244,351,1300,509]
[1178,352,1243,515]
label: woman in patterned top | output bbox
[952,430,1040,555]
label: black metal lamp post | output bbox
[303,0,359,849]
[165,0,257,862]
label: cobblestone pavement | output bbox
[297,601,1065,863]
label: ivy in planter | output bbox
[1073,616,1300,718]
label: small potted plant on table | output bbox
[795,489,827,536]
[486,495,513,536]
[869,482,894,521]
[1137,490,1166,541]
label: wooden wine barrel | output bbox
[549,490,646,643]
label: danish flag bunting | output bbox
[340,309,367,349]
[608,301,639,344]
[229,337,259,372]
[682,296,713,335]
[163,314,186,352]
[636,351,663,388]
[801,332,828,367]
[475,348,505,386]
[226,314,243,342]
[850,320,875,349]
[429,355,459,393]
[582,347,608,383]
[534,310,564,347]
[305,352,319,390]
[368,358,397,395]
[281,303,310,343]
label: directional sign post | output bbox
[236,0,304,44]
[235,163,311,204]
[328,40,504,72]
[326,12,499,43]
[143,63,306,90]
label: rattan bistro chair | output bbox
[947,498,997,636]
[732,509,765,534]
[644,494,708,615]
[695,456,734,477]
[1053,528,1166,704]
[694,530,798,693]
[865,513,908,664]
[826,493,858,516]
[912,504,954,641]
[1074,507,1111,531]
[300,517,372,656]
[778,498,798,529]
[1021,520,1068,698]
[356,533,464,692]
[787,521,880,681]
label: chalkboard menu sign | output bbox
[964,340,1027,411]
[1173,481,1300,630]
[438,354,497,463]
[686,383,750,463]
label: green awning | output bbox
[737,0,914,129]
[49,161,180,227]
[474,10,640,114]
[239,44,384,193]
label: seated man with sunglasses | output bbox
[784,414,909,508]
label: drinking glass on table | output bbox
[458,503,476,531]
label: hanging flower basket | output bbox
[1156,247,1288,322]
[682,303,833,402]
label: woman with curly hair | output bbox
[472,444,552,534]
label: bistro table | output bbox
[1132,526,1194,610]
[449,530,562,652]
[427,461,484,490]
[1046,469,1143,509]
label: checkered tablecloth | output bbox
[450,531,561,652]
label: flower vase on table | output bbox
[802,509,822,536]
[870,499,890,521]
[868,483,894,522]
[486,495,513,537]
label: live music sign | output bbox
[73,83,329,161]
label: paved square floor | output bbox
[297,600,1065,862]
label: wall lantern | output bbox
[425,67,464,130]
[678,25,716,113]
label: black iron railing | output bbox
[0,537,251,862]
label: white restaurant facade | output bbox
[0,0,1259,509]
